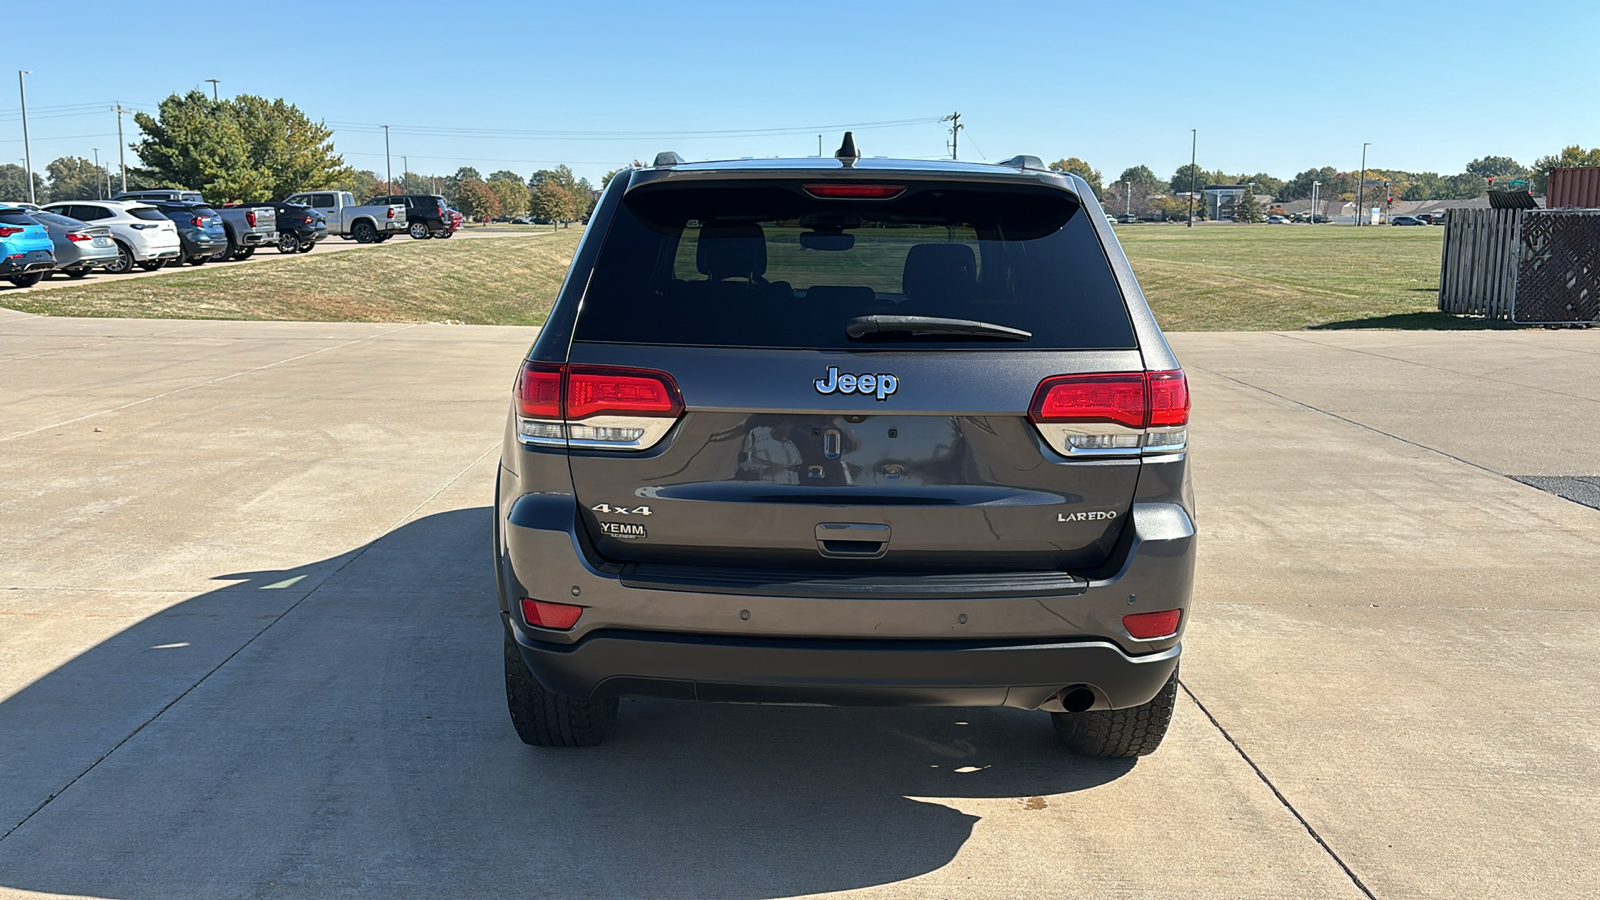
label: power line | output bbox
[326,116,942,142]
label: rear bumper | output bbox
[508,624,1180,710]
[498,483,1196,711]
[1,250,55,274]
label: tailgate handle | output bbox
[815,522,890,559]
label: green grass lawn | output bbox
[3,221,1472,331]
[1116,223,1476,331]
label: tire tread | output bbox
[1053,667,1178,758]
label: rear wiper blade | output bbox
[846,315,1032,341]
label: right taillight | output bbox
[515,361,682,451]
[1029,370,1188,457]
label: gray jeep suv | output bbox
[495,137,1195,756]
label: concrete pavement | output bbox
[0,312,1596,898]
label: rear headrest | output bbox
[902,243,976,300]
[697,222,767,281]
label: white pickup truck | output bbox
[282,191,407,243]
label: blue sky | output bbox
[2,0,1595,187]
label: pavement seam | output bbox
[1267,331,1600,405]
[0,322,418,444]
[0,439,500,845]
[1178,680,1379,900]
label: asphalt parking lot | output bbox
[2,311,1597,899]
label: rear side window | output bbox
[0,209,37,225]
[574,181,1135,351]
[129,208,168,222]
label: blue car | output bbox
[0,205,55,287]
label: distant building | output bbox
[1202,185,1270,220]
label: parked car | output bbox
[445,208,462,235]
[210,204,277,260]
[39,200,181,273]
[1265,215,1289,224]
[2,201,43,212]
[32,210,120,278]
[368,194,454,239]
[142,200,228,265]
[114,189,206,204]
[247,201,328,254]
[495,150,1194,756]
[1390,215,1426,226]
[0,206,56,287]
[281,190,406,243]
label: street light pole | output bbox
[1124,180,1131,217]
[383,125,392,192]
[1356,142,1370,226]
[18,71,34,205]
[93,148,101,199]
[1312,180,1320,225]
[402,156,408,191]
[205,79,220,101]
[1187,128,1197,228]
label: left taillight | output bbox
[246,210,257,227]
[515,361,682,451]
[0,226,21,238]
[1028,370,1189,457]
[65,232,93,242]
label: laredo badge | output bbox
[600,521,648,539]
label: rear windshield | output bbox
[128,208,168,222]
[574,181,1135,350]
[0,209,37,226]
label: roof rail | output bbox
[997,155,1047,171]
[653,151,685,167]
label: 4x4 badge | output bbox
[814,366,899,401]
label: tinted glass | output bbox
[34,212,83,228]
[575,182,1135,351]
[129,208,168,222]
[0,209,38,226]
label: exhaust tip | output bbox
[1061,686,1095,713]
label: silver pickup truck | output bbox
[282,191,407,243]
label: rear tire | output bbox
[277,232,300,254]
[437,230,453,239]
[351,221,377,243]
[7,272,44,288]
[296,241,314,253]
[66,268,90,279]
[231,246,255,260]
[211,237,234,262]
[504,629,617,747]
[137,260,164,272]
[409,220,432,239]
[190,255,208,265]
[1052,666,1178,758]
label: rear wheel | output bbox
[104,242,134,274]
[375,234,392,242]
[437,230,453,239]
[1052,666,1178,758]
[211,239,234,262]
[504,629,617,747]
[137,260,164,272]
[7,272,44,288]
[231,246,255,260]
[296,241,314,253]
[409,220,432,239]
[190,255,208,266]
[66,268,90,279]
[351,221,377,243]
[276,232,300,254]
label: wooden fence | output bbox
[1438,209,1522,319]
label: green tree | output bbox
[529,165,586,224]
[1168,163,1208,196]
[46,156,107,201]
[572,177,596,220]
[600,168,625,189]
[1532,145,1600,194]
[488,177,527,218]
[0,164,46,202]
[1232,190,1264,223]
[1242,172,1286,199]
[132,91,349,202]
[1048,157,1102,194]
[455,179,500,222]
[1464,155,1529,181]
[331,169,380,200]
[487,170,521,184]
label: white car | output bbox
[39,200,182,274]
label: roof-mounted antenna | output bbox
[835,131,860,166]
[653,151,685,167]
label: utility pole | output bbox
[1187,128,1197,228]
[383,125,392,192]
[205,79,220,101]
[93,148,101,199]
[402,156,408,190]
[113,103,129,193]
[1356,142,1369,226]
[18,71,35,204]
[941,112,962,160]
[1124,180,1131,217]
[1312,180,1320,224]
[818,134,822,157]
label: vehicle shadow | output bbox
[0,507,1135,898]
[1309,311,1527,330]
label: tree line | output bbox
[1047,147,1600,218]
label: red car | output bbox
[443,209,462,237]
